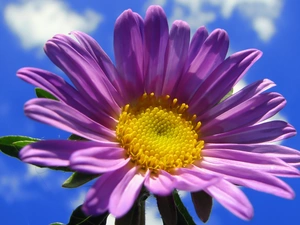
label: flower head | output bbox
[18,5,300,221]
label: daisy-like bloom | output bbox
[18,5,300,221]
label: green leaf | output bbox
[35,88,57,100]
[173,191,196,225]
[219,88,233,103]
[50,223,65,225]
[0,135,72,172]
[0,135,40,158]
[68,134,86,141]
[68,205,108,225]
[62,172,99,188]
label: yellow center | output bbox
[116,93,204,172]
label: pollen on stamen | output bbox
[116,93,204,172]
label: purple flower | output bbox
[18,5,300,221]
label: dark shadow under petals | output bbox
[191,191,213,223]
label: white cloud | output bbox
[4,0,103,49]
[145,202,164,225]
[168,0,217,31]
[0,176,21,203]
[25,164,49,180]
[69,190,86,210]
[0,175,35,203]
[106,198,163,225]
[178,190,188,198]
[213,0,282,42]
[144,0,167,9]
[0,157,68,204]
[145,0,283,41]
[253,17,276,41]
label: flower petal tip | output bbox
[244,209,254,221]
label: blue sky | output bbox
[0,0,300,224]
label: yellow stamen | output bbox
[116,93,204,172]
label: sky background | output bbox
[0,0,300,224]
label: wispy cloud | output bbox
[0,164,40,203]
[145,0,283,42]
[214,0,282,42]
[0,175,34,203]
[0,156,68,204]
[25,164,49,181]
[106,197,163,225]
[69,189,86,210]
[4,0,103,50]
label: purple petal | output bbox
[144,5,169,95]
[205,179,253,220]
[70,147,129,174]
[44,34,121,116]
[189,49,262,115]
[114,9,144,102]
[24,98,116,142]
[187,26,209,66]
[109,167,148,217]
[144,170,175,196]
[199,79,275,123]
[20,140,117,167]
[203,121,296,144]
[82,166,129,215]
[177,29,229,102]
[201,92,286,136]
[200,161,295,199]
[17,67,115,128]
[205,143,300,167]
[161,20,190,96]
[202,148,299,177]
[70,31,124,103]
[172,166,220,192]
